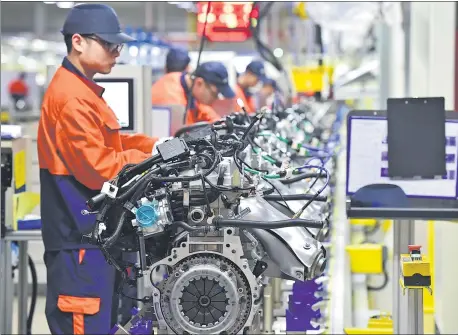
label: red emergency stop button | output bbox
[408,245,422,252]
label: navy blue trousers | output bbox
[44,249,119,334]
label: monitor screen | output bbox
[94,78,134,131]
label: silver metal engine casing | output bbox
[262,179,330,240]
[148,228,262,334]
[239,196,326,281]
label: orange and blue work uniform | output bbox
[37,57,157,334]
[234,83,256,114]
[151,72,221,125]
[234,60,267,114]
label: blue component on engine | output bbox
[136,204,158,227]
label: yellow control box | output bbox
[400,245,431,288]
[346,244,386,274]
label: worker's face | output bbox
[193,77,219,105]
[72,34,122,74]
[261,84,275,97]
[245,72,260,87]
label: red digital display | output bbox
[197,2,255,42]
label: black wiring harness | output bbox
[82,105,333,305]
[87,113,326,245]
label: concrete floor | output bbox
[12,296,50,334]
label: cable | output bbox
[183,1,212,124]
[364,221,381,236]
[367,246,389,291]
[27,255,37,335]
[174,121,210,138]
[101,144,219,248]
[241,110,265,142]
[117,271,149,303]
[264,193,327,202]
[262,176,317,238]
[103,173,155,248]
[200,174,212,216]
[86,155,163,211]
[262,176,292,211]
[292,165,330,218]
[279,172,327,185]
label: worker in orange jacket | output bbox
[165,47,191,73]
[258,78,279,109]
[8,72,29,106]
[151,61,235,125]
[37,4,157,334]
[234,60,267,114]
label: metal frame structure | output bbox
[346,111,458,334]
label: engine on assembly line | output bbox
[84,101,338,334]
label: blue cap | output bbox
[166,48,191,73]
[61,4,135,44]
[246,60,267,81]
[194,61,235,99]
[263,78,277,90]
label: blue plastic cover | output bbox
[135,204,158,227]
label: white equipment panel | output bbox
[95,65,152,135]
[347,113,458,199]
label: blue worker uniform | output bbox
[37,4,155,334]
[39,55,121,335]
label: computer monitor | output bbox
[94,78,134,131]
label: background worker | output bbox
[8,72,29,109]
[151,61,235,125]
[165,47,191,73]
[234,60,267,114]
[258,78,279,109]
[37,4,157,334]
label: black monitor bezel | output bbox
[95,78,135,131]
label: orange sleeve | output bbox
[196,104,220,123]
[247,96,256,114]
[120,133,158,154]
[55,98,151,190]
[234,85,253,114]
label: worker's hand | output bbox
[152,137,174,155]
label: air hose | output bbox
[213,217,325,229]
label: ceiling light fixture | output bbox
[56,2,74,9]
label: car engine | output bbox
[83,101,340,334]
